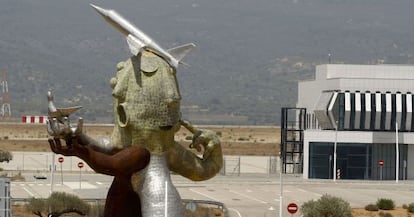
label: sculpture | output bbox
[47,5,223,217]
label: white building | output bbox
[298,64,414,180]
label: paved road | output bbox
[9,172,414,217]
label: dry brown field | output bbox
[0,123,280,156]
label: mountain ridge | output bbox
[1,0,414,125]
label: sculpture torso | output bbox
[110,52,184,217]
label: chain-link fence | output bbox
[2,152,282,176]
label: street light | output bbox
[279,152,283,217]
[333,121,338,182]
[396,122,399,183]
[78,162,84,189]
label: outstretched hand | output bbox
[48,137,89,158]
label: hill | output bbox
[1,0,414,125]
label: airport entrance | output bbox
[309,142,408,180]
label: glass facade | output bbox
[309,142,408,180]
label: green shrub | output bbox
[301,194,352,217]
[408,203,414,213]
[365,204,379,211]
[376,198,395,210]
[0,150,12,163]
[402,204,408,209]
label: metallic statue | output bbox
[47,5,223,217]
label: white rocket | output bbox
[90,4,195,69]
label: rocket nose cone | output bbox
[47,90,53,101]
[90,4,108,16]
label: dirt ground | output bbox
[0,123,280,156]
[352,207,413,217]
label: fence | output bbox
[1,152,281,175]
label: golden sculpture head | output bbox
[110,51,181,142]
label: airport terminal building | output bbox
[296,64,414,180]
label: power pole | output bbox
[1,67,12,120]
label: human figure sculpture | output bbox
[47,51,223,217]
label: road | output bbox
[9,172,414,217]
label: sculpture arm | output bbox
[49,137,150,176]
[47,117,116,153]
[167,129,223,181]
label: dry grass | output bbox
[0,123,281,156]
[352,207,412,217]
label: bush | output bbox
[301,194,352,217]
[0,150,12,163]
[365,204,379,211]
[26,192,90,217]
[408,203,414,213]
[377,198,395,210]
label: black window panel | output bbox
[391,94,396,130]
[338,93,345,130]
[401,94,407,131]
[350,93,355,130]
[361,94,366,130]
[380,94,386,130]
[370,94,376,130]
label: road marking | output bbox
[189,188,220,201]
[229,190,267,204]
[23,187,36,197]
[227,207,242,217]
[298,188,322,197]
[64,182,97,189]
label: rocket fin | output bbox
[126,34,146,56]
[167,43,196,63]
[49,106,82,119]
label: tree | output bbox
[0,150,12,163]
[26,192,90,217]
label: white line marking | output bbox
[189,188,220,201]
[298,188,322,197]
[228,207,242,217]
[23,187,35,197]
[229,190,267,204]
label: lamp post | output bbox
[333,122,338,182]
[279,152,283,217]
[78,162,84,189]
[396,122,399,183]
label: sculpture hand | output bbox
[48,137,89,158]
[191,129,220,160]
